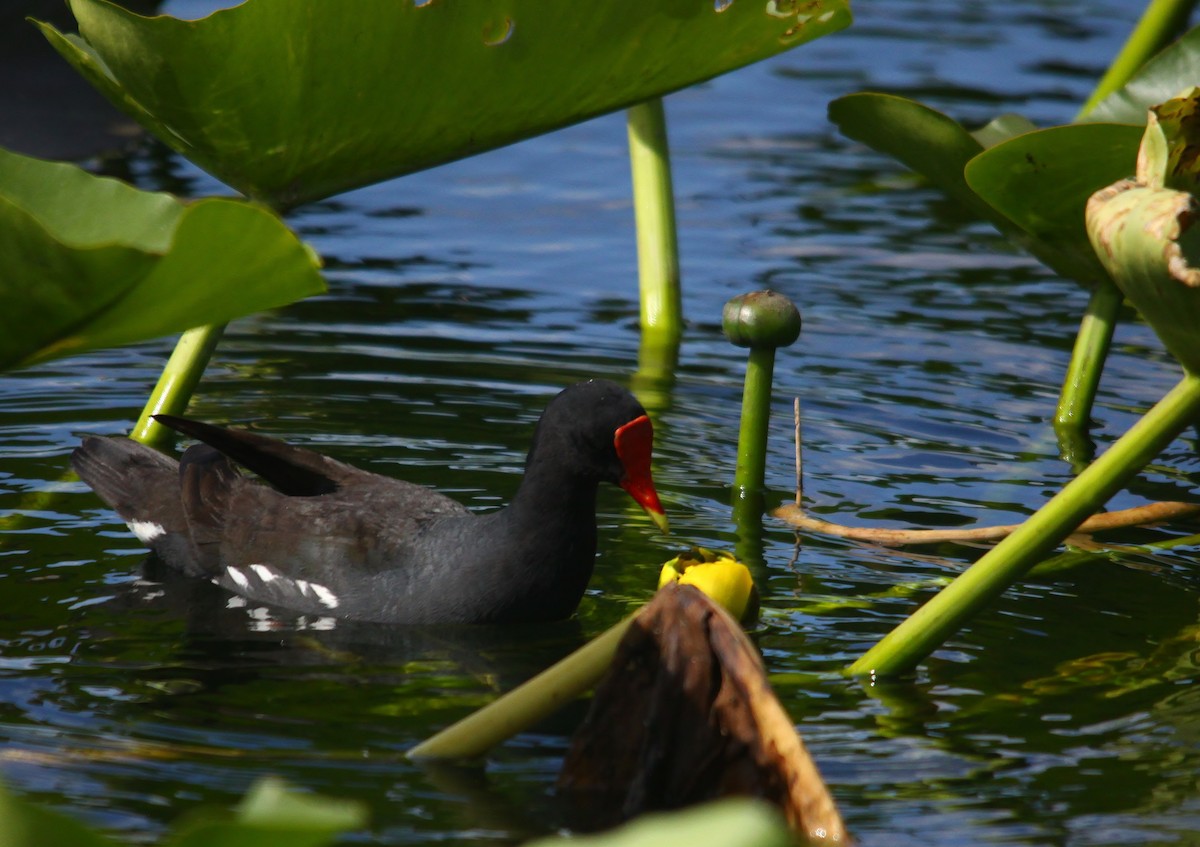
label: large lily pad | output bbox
[170,777,366,847]
[0,146,324,370]
[831,26,1200,287]
[38,0,852,209]
[964,123,1145,284]
[829,91,1138,284]
[0,777,364,847]
[828,93,1006,221]
[527,799,792,847]
[0,781,118,847]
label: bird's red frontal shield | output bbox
[614,414,669,534]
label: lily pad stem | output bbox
[850,371,1200,679]
[722,291,802,507]
[735,347,776,500]
[627,98,682,348]
[131,323,226,448]
[1054,281,1122,457]
[408,613,637,760]
[408,558,756,761]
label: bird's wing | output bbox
[182,457,471,619]
[154,415,362,495]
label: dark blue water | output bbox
[3,1,1199,844]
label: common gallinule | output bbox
[72,380,668,625]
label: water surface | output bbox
[2,2,1198,844]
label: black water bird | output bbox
[71,380,668,625]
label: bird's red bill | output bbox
[614,414,669,534]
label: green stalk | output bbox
[632,330,680,413]
[627,98,682,347]
[1054,281,1122,458]
[722,290,801,535]
[408,563,756,760]
[849,372,1200,679]
[131,323,226,448]
[408,613,636,760]
[1077,0,1198,119]
[734,348,775,498]
[731,349,775,560]
[1032,529,1200,576]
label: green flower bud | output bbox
[722,290,802,349]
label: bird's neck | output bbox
[503,456,599,538]
[467,455,599,622]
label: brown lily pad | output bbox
[558,582,849,844]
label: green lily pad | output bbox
[964,123,1145,284]
[829,92,1145,285]
[828,92,995,220]
[0,146,324,370]
[169,777,367,847]
[525,798,791,847]
[0,777,363,847]
[38,0,852,210]
[970,112,1038,149]
[0,782,120,847]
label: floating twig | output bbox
[779,388,1199,546]
[793,396,803,506]
[772,500,1200,546]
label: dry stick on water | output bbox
[785,396,805,574]
[793,397,803,505]
[776,400,1200,545]
[774,500,1200,546]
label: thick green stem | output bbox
[627,98,682,347]
[731,348,775,556]
[409,568,755,760]
[407,613,636,760]
[131,323,226,447]
[1077,0,1198,119]
[1054,281,1122,454]
[734,347,776,498]
[632,331,680,416]
[850,372,1200,679]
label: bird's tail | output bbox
[72,437,176,517]
[71,437,201,575]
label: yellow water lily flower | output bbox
[658,547,758,624]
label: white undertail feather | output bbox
[126,520,165,544]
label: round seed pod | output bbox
[722,290,801,349]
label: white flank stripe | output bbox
[127,520,165,544]
[226,566,250,590]
[309,583,340,609]
[292,578,339,610]
[249,564,277,583]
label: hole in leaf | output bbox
[482,18,514,46]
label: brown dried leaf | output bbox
[558,583,849,844]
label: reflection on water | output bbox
[2,1,1199,845]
